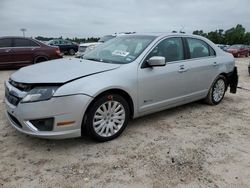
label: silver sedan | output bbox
[4,33,238,141]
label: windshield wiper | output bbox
[84,58,102,62]
[84,57,116,64]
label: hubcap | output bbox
[93,101,125,137]
[213,79,225,102]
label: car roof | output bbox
[119,32,203,38]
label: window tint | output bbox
[13,38,39,47]
[58,40,64,45]
[30,40,39,46]
[0,38,12,47]
[146,37,184,62]
[187,38,210,58]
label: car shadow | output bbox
[16,100,207,149]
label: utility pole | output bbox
[20,28,27,37]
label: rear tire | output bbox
[205,75,226,105]
[34,57,48,64]
[83,94,130,142]
[69,49,75,55]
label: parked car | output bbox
[246,45,250,56]
[4,33,238,141]
[217,44,230,51]
[0,37,62,69]
[47,39,78,55]
[227,44,249,57]
[75,42,101,58]
[98,32,136,43]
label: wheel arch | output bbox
[81,88,135,136]
[206,72,228,96]
[219,72,231,90]
[89,89,134,119]
[33,55,49,63]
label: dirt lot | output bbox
[0,58,250,188]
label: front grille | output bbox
[5,88,21,106]
[8,112,22,128]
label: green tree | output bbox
[206,30,224,44]
[244,32,250,44]
[193,30,207,37]
[224,24,246,45]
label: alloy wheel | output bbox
[93,101,125,137]
[212,79,226,102]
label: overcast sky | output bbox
[0,0,250,38]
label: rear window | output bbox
[13,38,39,47]
[0,38,12,47]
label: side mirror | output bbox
[147,56,166,67]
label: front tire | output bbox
[84,94,130,142]
[205,75,226,105]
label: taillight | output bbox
[55,48,61,55]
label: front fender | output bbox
[54,65,138,116]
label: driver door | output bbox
[138,37,190,114]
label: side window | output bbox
[65,41,72,45]
[209,46,216,56]
[0,38,12,48]
[13,39,38,47]
[146,37,184,62]
[187,38,210,58]
[29,40,39,47]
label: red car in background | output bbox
[0,37,62,69]
[226,44,249,57]
[246,45,250,55]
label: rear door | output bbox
[0,38,13,69]
[182,37,218,96]
[58,40,67,53]
[12,38,40,67]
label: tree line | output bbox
[193,24,250,45]
[35,36,100,43]
[35,24,250,45]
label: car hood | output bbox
[11,58,121,84]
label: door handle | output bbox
[213,62,218,67]
[178,65,188,73]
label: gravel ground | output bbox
[0,58,250,188]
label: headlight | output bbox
[21,86,59,103]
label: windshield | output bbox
[98,35,116,43]
[229,45,242,49]
[83,35,156,64]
